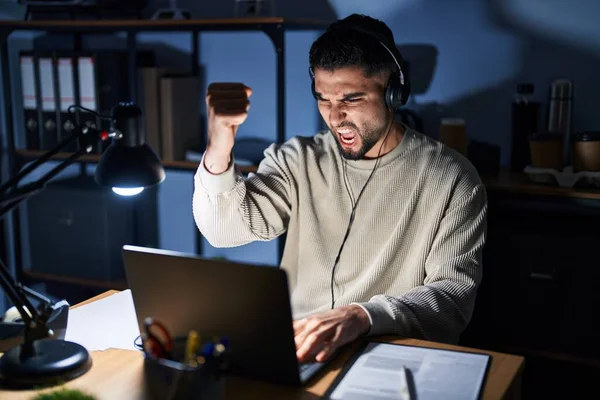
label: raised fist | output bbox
[206,82,252,155]
[204,82,252,174]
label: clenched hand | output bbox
[294,305,371,363]
[204,82,252,174]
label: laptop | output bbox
[121,245,329,386]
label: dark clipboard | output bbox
[322,339,492,400]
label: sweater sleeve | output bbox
[358,183,488,344]
[192,143,295,248]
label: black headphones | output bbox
[309,26,410,110]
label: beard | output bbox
[331,120,387,160]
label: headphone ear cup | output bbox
[385,72,405,110]
[401,76,411,106]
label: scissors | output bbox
[142,317,173,359]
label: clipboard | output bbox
[323,340,491,400]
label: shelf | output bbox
[16,149,600,199]
[0,17,331,33]
[15,149,259,174]
[18,149,600,199]
[491,344,600,369]
[483,170,600,201]
[22,270,128,291]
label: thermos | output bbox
[547,79,573,167]
[510,83,539,172]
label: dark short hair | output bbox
[309,14,397,77]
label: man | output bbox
[193,14,487,364]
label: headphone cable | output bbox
[330,118,395,309]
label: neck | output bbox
[364,120,405,159]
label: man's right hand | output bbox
[204,82,252,174]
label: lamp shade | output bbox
[94,102,165,190]
[95,142,165,189]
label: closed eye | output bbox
[341,92,366,103]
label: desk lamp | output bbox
[95,102,165,196]
[0,101,165,388]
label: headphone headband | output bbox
[309,24,410,109]
[349,26,405,85]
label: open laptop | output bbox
[122,245,330,386]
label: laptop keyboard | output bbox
[299,363,313,373]
[299,362,323,380]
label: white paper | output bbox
[38,58,55,111]
[329,342,489,400]
[65,290,141,352]
[58,57,75,112]
[20,56,36,109]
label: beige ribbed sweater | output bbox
[193,128,487,344]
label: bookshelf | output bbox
[0,17,329,296]
[16,149,259,174]
[0,17,331,151]
[0,18,332,32]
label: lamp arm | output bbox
[0,257,37,325]
[0,143,90,218]
[35,145,89,188]
[0,102,159,388]
[0,136,89,329]
[0,125,86,196]
[21,283,52,305]
[0,100,116,195]
[0,124,106,341]
[0,184,44,217]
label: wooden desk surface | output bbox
[483,170,600,200]
[0,291,525,399]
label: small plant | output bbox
[31,388,97,400]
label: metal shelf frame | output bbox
[0,17,329,286]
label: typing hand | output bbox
[293,305,370,363]
[204,82,252,174]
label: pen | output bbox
[399,366,414,400]
[184,330,200,365]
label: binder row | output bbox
[20,52,93,152]
[19,50,201,161]
[18,50,154,154]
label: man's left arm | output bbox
[295,183,487,362]
[361,183,488,343]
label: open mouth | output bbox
[337,127,357,146]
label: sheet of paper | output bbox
[65,290,141,352]
[329,342,489,400]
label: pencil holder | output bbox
[143,336,229,400]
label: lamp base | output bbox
[0,338,92,389]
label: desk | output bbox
[0,291,525,399]
[483,170,600,201]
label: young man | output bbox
[193,14,487,364]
